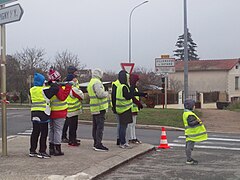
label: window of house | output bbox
[235,76,239,90]
[236,65,239,69]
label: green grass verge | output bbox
[80,108,202,128]
[4,103,203,128]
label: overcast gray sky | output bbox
[6,0,240,72]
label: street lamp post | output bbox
[183,0,189,100]
[128,1,148,63]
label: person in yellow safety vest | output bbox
[62,66,81,143]
[87,68,109,152]
[47,67,72,156]
[127,74,148,144]
[183,99,208,165]
[115,70,134,149]
[65,74,84,146]
[29,73,56,159]
[111,78,121,145]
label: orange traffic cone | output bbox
[157,127,170,149]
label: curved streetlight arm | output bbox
[129,1,148,63]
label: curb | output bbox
[91,145,155,180]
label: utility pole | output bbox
[183,0,189,100]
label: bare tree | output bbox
[169,77,183,92]
[53,50,86,78]
[103,70,117,82]
[133,66,162,91]
[14,47,47,75]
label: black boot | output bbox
[116,138,120,145]
[54,144,64,156]
[49,143,55,155]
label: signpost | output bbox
[155,56,176,109]
[1,1,23,156]
[0,4,23,25]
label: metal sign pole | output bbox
[1,4,7,156]
[165,75,167,109]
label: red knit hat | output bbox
[48,68,61,81]
[130,74,139,86]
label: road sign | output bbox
[121,63,135,74]
[155,58,175,67]
[155,66,175,74]
[0,4,23,25]
[0,0,16,5]
[155,58,175,74]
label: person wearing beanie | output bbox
[29,73,57,159]
[62,73,84,146]
[183,99,208,165]
[67,66,78,75]
[47,67,72,156]
[87,68,109,152]
[127,73,147,144]
[48,67,61,82]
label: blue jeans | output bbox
[119,123,128,145]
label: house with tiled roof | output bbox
[168,59,240,101]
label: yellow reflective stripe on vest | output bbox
[30,86,47,112]
[67,94,82,112]
[116,84,132,114]
[131,88,139,113]
[183,111,208,142]
[51,94,68,111]
[87,78,108,113]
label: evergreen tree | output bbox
[173,29,199,61]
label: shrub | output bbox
[227,101,240,111]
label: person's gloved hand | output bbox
[135,100,143,110]
[138,103,143,110]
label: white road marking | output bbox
[178,136,240,142]
[17,129,32,135]
[169,143,240,151]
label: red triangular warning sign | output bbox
[120,63,135,74]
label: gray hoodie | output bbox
[92,68,108,99]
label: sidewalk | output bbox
[0,136,154,180]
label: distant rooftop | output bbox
[175,59,240,71]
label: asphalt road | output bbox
[99,132,240,180]
[0,109,31,137]
[1,109,240,180]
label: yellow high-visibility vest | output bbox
[131,88,139,113]
[67,94,82,113]
[50,86,68,111]
[30,86,49,112]
[87,78,108,113]
[183,111,208,142]
[116,84,132,114]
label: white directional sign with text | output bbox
[0,4,23,25]
[155,58,175,74]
